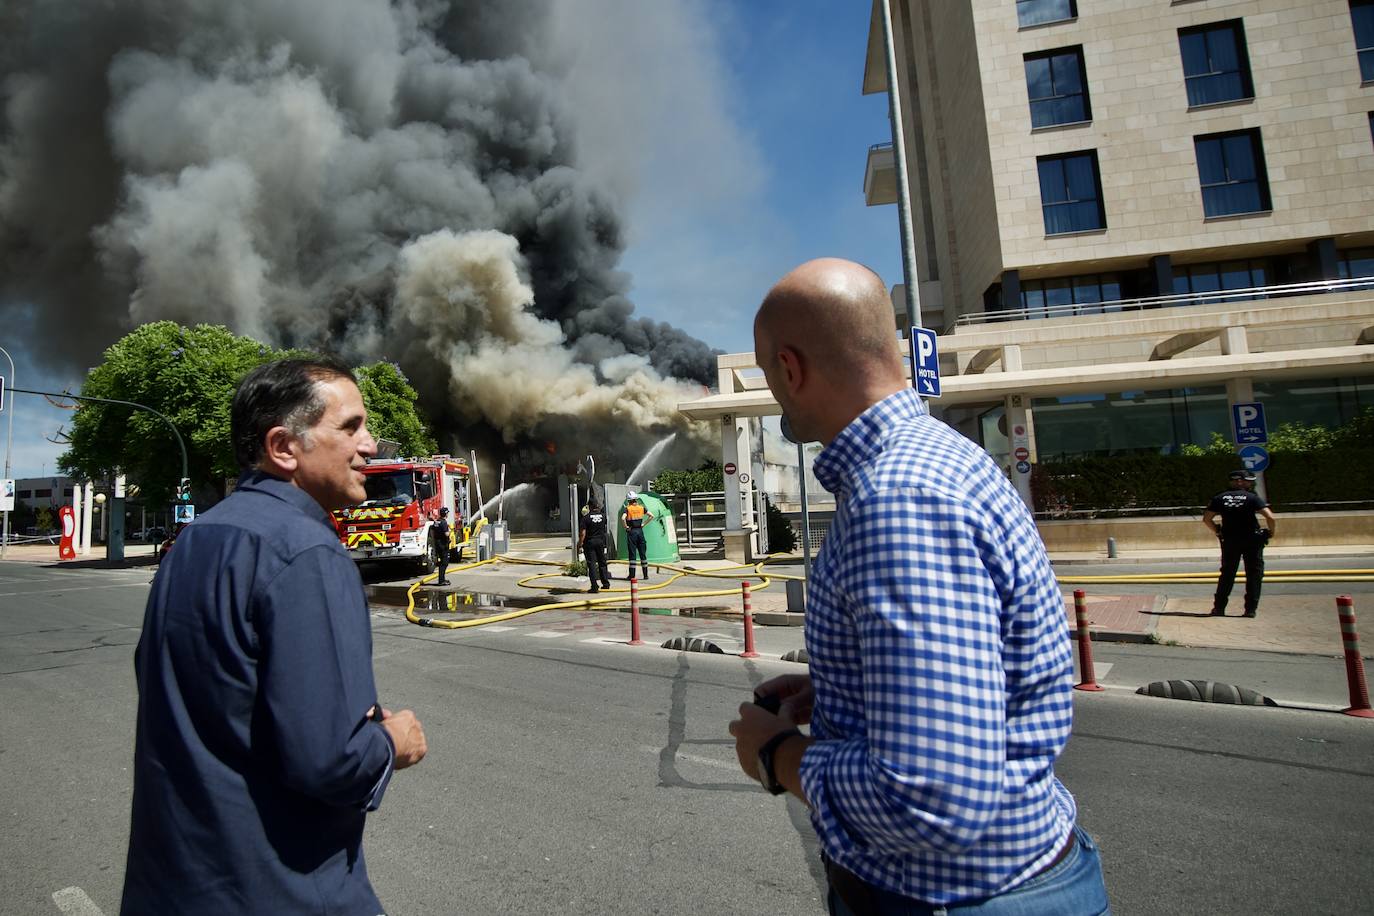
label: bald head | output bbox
[753,258,909,443]
[755,258,904,381]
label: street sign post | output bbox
[1232,402,1268,444]
[1238,444,1270,473]
[909,327,941,398]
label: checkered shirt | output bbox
[799,388,1076,905]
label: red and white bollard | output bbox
[1072,589,1104,692]
[740,581,760,658]
[1336,595,1373,718]
[628,575,644,647]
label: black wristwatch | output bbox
[756,728,801,795]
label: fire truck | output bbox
[331,456,477,569]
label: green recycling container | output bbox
[614,491,680,564]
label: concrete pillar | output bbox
[1221,327,1268,501]
[80,481,93,555]
[1001,346,1035,510]
[71,484,82,553]
[721,415,755,562]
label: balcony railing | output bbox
[956,276,1374,327]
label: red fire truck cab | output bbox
[331,456,475,569]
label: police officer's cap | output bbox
[438,507,450,515]
[1228,470,1257,481]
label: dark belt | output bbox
[824,831,1077,915]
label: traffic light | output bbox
[177,478,192,502]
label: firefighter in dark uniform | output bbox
[579,498,612,593]
[431,507,452,586]
[1203,470,1276,617]
[621,491,653,581]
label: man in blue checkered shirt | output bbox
[729,259,1109,915]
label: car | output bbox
[142,526,167,544]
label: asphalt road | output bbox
[2,561,1372,915]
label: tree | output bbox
[59,323,442,505]
[59,322,295,504]
[356,362,438,457]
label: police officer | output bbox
[621,490,653,581]
[579,497,612,593]
[431,507,452,586]
[1203,470,1276,617]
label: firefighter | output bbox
[621,490,653,581]
[579,497,612,593]
[1203,470,1276,617]
[431,507,452,586]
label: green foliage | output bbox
[34,507,54,532]
[59,323,440,505]
[1178,432,1232,457]
[356,361,437,457]
[652,459,724,494]
[58,322,298,503]
[564,559,588,577]
[765,500,797,553]
[1032,449,1374,512]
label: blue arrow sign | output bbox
[909,327,941,398]
[1237,444,1269,473]
[1232,402,1267,444]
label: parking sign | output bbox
[909,327,941,398]
[1232,402,1267,444]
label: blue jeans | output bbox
[826,828,1110,916]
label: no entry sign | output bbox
[1014,446,1030,461]
[724,462,737,475]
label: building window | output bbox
[1017,0,1077,28]
[1353,1,1374,82]
[1037,151,1106,234]
[1194,130,1270,217]
[1173,260,1269,303]
[1338,247,1374,279]
[62,487,74,497]
[34,488,52,498]
[1025,47,1091,127]
[1021,273,1123,317]
[18,490,32,499]
[1179,21,1253,106]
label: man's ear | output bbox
[261,426,300,475]
[776,345,805,396]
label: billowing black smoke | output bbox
[0,0,720,484]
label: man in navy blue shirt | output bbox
[122,358,428,915]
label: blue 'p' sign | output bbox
[1232,402,1267,444]
[910,327,941,398]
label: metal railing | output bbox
[957,276,1374,328]
[869,141,894,153]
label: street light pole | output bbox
[0,344,14,559]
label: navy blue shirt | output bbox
[122,471,395,915]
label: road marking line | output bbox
[639,745,738,771]
[0,582,150,598]
[52,886,104,915]
[526,630,568,639]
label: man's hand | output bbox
[754,673,815,726]
[728,701,797,783]
[379,708,428,769]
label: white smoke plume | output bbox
[0,0,733,476]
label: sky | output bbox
[2,1,900,482]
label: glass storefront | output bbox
[1015,376,1369,459]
